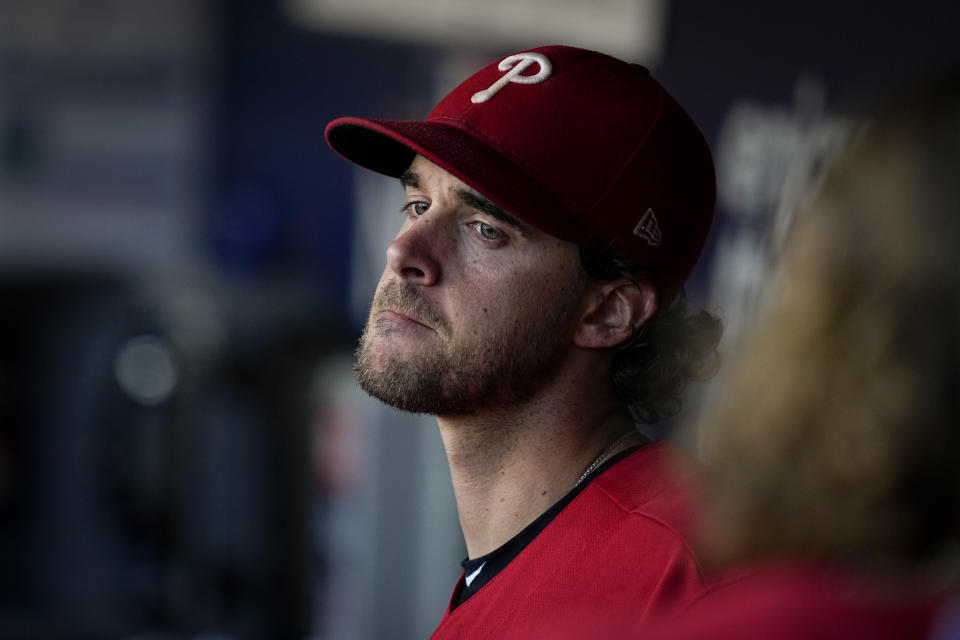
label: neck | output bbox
[437,383,643,559]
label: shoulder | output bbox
[430,443,711,639]
[564,441,710,620]
[588,440,703,542]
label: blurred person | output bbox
[646,73,960,639]
[324,45,722,638]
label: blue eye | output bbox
[400,201,430,217]
[471,221,502,241]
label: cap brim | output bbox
[325,117,596,244]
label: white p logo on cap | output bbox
[471,52,552,104]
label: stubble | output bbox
[354,279,579,416]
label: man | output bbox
[325,45,721,638]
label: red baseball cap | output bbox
[325,45,715,303]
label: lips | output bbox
[377,307,434,331]
[371,280,449,335]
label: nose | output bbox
[386,216,442,286]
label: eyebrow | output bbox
[454,188,527,233]
[400,168,528,234]
[399,169,421,189]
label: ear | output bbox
[573,279,658,349]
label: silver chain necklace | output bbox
[574,430,638,487]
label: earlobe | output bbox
[574,279,658,349]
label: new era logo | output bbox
[633,208,662,246]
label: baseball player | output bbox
[325,45,721,638]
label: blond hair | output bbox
[703,77,960,569]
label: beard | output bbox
[354,279,580,416]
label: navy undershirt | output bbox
[452,444,646,608]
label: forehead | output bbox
[405,155,507,211]
[406,154,469,190]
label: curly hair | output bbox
[579,244,723,424]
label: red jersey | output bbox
[430,442,709,639]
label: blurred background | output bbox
[0,1,956,638]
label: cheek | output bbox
[376,266,394,286]
[448,244,586,327]
[370,270,393,306]
[474,270,581,330]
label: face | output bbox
[355,155,592,416]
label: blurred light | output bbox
[285,0,666,65]
[114,335,179,406]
